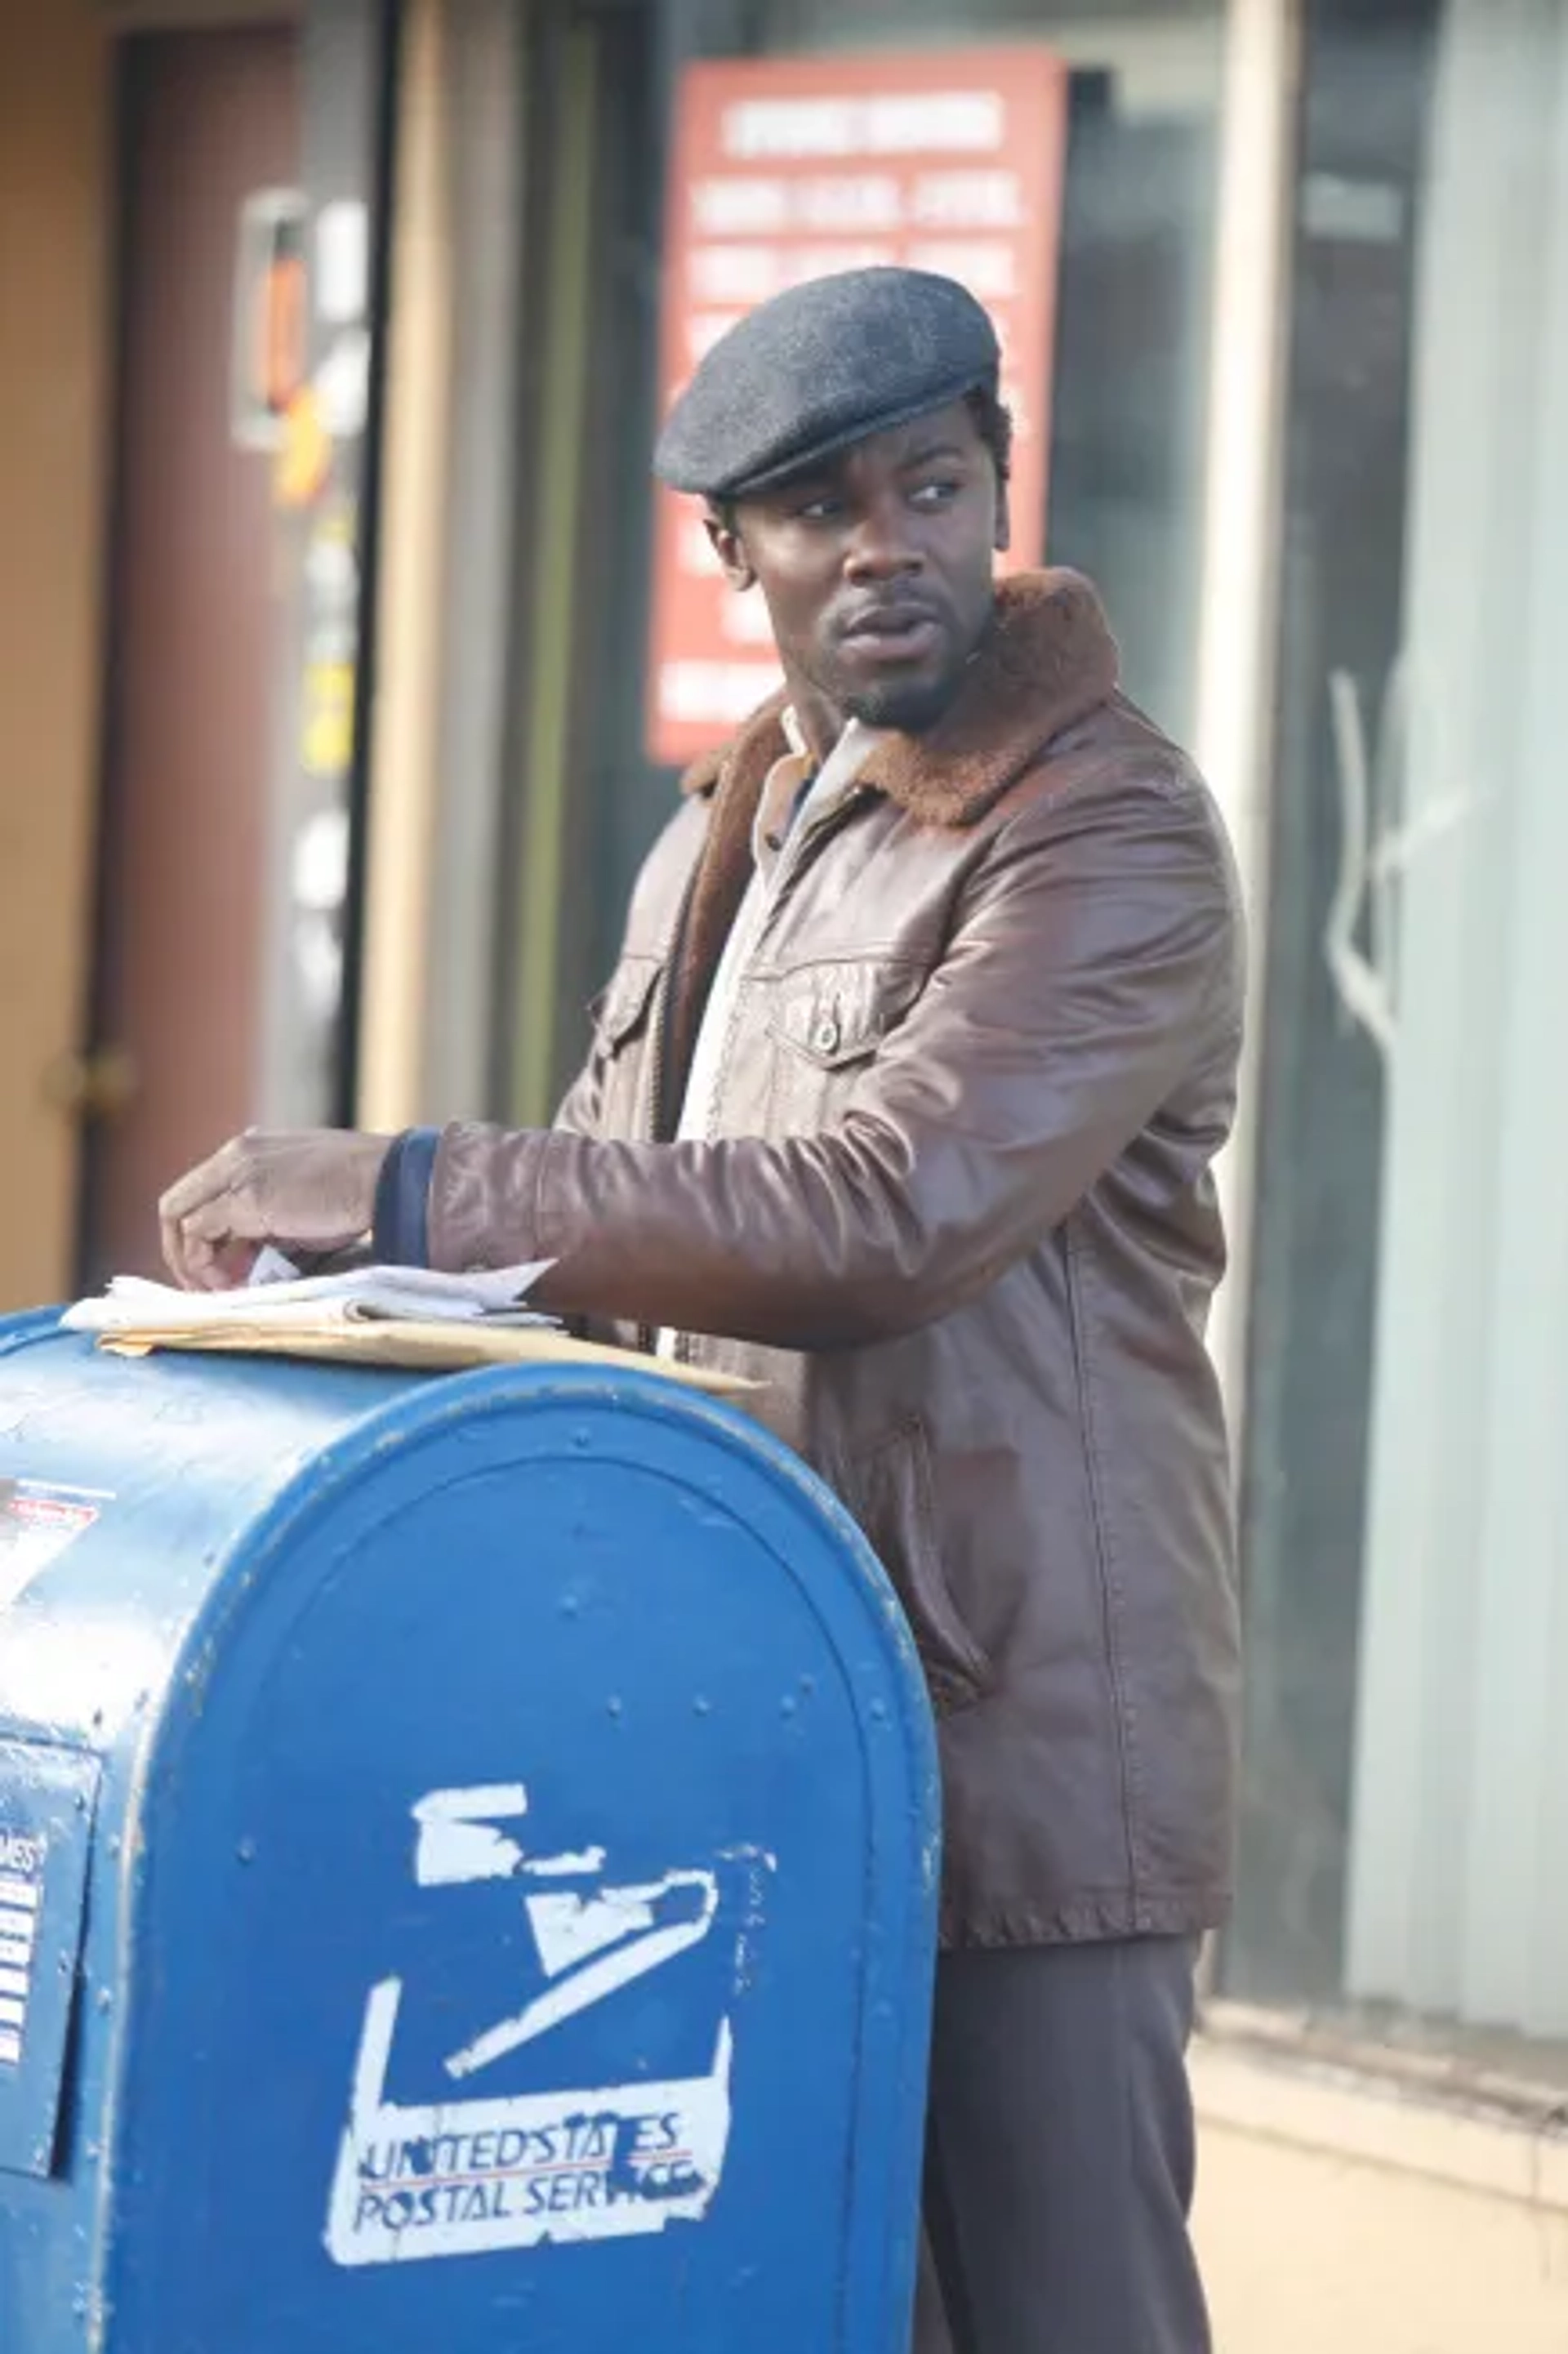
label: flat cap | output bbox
[654,265,1000,499]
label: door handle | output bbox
[42,1045,141,1123]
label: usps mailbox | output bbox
[0,1313,938,2353]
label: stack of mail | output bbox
[61,1260,558,1338]
[57,1260,760,1398]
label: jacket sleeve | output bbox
[429,778,1243,1350]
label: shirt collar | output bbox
[751,711,887,870]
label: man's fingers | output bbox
[161,1193,226,1290]
[159,1212,191,1289]
[179,1232,223,1292]
[160,1196,210,1289]
[180,1193,264,1248]
[158,1128,389,1290]
[158,1135,243,1231]
[159,1138,255,1288]
[189,1240,261,1292]
[159,1138,242,1286]
[163,1186,265,1291]
[176,1197,265,1291]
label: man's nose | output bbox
[843,497,924,582]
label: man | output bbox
[162,268,1243,2353]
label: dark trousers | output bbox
[913,1937,1211,2354]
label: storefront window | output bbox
[492,0,1228,1122]
[1230,0,1568,2070]
[737,2,1226,741]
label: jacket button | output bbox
[813,1015,841,1055]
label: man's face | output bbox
[706,398,1009,739]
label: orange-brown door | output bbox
[81,25,300,1286]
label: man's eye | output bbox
[795,496,841,520]
[911,479,960,508]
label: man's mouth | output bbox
[836,604,946,662]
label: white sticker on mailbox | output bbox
[324,1784,770,2266]
[0,1829,43,2068]
[0,1480,110,1613]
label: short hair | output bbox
[964,381,1013,486]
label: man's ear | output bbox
[705,507,756,591]
[993,480,1012,558]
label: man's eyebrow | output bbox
[897,439,970,469]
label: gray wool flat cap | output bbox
[654,266,1001,499]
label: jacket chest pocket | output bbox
[587,954,662,1134]
[766,956,929,1127]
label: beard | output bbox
[840,669,966,733]
[819,601,991,736]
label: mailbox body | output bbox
[0,1318,938,2353]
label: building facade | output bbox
[2,0,1567,2342]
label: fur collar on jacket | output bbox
[679,567,1120,825]
[657,568,1121,1135]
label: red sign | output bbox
[645,45,1070,766]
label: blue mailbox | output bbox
[0,1312,938,2352]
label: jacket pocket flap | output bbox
[590,955,663,1052]
[768,957,926,1071]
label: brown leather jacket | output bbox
[430,570,1245,1949]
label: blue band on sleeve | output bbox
[372,1128,440,1267]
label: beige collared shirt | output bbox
[656,714,884,1358]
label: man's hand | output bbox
[159,1129,393,1291]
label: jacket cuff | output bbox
[427,1122,552,1274]
[372,1128,440,1266]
